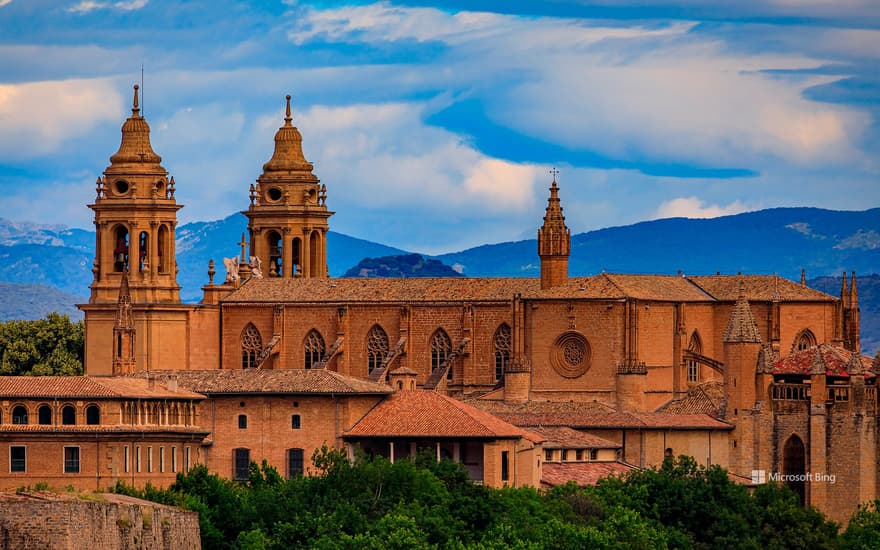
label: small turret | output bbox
[537,170,570,290]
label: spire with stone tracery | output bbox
[538,168,570,289]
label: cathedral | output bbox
[0,85,874,523]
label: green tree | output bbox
[0,313,84,375]
[840,498,880,550]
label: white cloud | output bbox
[653,197,749,219]
[68,0,147,13]
[0,79,123,160]
[0,0,12,7]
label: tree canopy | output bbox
[109,450,880,550]
[0,313,84,375]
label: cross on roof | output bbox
[549,167,560,181]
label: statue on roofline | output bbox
[223,257,240,283]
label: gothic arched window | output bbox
[793,329,816,352]
[304,329,325,370]
[687,331,702,384]
[367,325,389,373]
[241,324,262,369]
[431,329,452,374]
[494,324,512,382]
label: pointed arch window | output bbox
[367,325,389,374]
[687,331,702,384]
[431,329,452,374]
[494,324,512,382]
[304,330,325,370]
[793,329,816,352]
[241,324,262,369]
[157,225,169,273]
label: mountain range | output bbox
[0,207,877,352]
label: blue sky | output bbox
[0,0,878,253]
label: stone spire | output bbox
[850,271,858,305]
[537,169,570,289]
[261,95,317,180]
[723,280,762,343]
[114,270,133,329]
[800,268,806,286]
[112,269,137,375]
[841,271,850,308]
[107,84,163,172]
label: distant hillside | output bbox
[0,282,84,321]
[808,274,880,355]
[345,254,464,278]
[0,214,408,300]
[437,207,880,280]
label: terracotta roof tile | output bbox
[464,399,616,416]
[0,376,203,400]
[222,278,538,303]
[529,427,620,449]
[0,425,208,435]
[657,381,725,416]
[344,390,541,439]
[133,370,393,395]
[688,275,835,302]
[488,410,732,430]
[773,344,875,378]
[541,462,636,487]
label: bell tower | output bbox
[244,95,332,278]
[88,84,182,304]
[537,170,570,290]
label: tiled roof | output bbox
[344,390,542,439]
[488,410,732,430]
[464,398,616,416]
[0,376,203,400]
[657,381,725,416]
[221,274,836,304]
[529,427,620,449]
[222,278,538,303]
[541,462,636,487]
[133,370,393,395]
[773,344,875,378]
[0,425,208,435]
[688,275,835,302]
[599,274,713,302]
[465,398,729,429]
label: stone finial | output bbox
[847,352,864,376]
[723,279,761,343]
[841,271,849,308]
[207,259,215,285]
[132,84,140,116]
[756,343,777,374]
[284,94,292,126]
[800,268,806,286]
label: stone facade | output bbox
[0,492,200,550]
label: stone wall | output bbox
[0,491,200,550]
